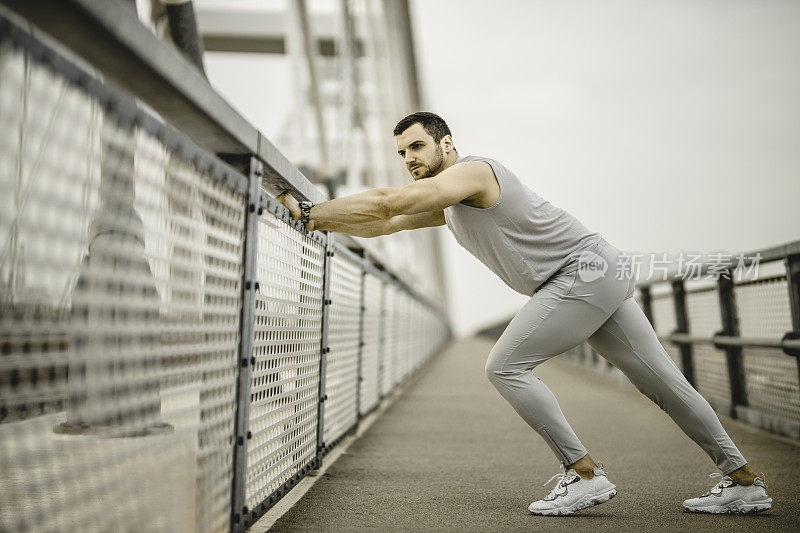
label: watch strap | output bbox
[299,201,313,224]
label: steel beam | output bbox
[196,7,363,57]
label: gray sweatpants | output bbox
[485,238,748,475]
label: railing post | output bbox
[314,234,334,467]
[230,157,262,532]
[355,253,367,424]
[671,280,695,387]
[715,269,747,416]
[639,286,654,326]
[378,273,387,401]
[782,253,800,393]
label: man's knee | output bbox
[485,344,506,384]
[484,355,500,384]
[485,339,518,385]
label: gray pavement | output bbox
[268,336,800,532]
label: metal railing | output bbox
[0,7,450,533]
[563,240,800,441]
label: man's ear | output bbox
[442,134,455,153]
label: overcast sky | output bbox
[202,1,800,337]
[411,0,800,336]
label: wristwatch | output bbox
[299,201,314,224]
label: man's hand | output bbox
[276,191,301,221]
[276,191,317,231]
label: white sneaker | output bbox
[683,472,772,514]
[528,461,617,516]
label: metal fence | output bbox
[0,10,450,533]
[562,241,800,441]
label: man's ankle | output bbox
[730,473,755,486]
[566,455,598,480]
[728,464,757,486]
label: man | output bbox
[277,111,772,516]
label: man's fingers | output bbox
[276,191,298,206]
[275,191,301,222]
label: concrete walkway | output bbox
[268,337,799,532]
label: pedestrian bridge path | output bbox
[265,336,799,532]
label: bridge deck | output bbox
[268,336,799,532]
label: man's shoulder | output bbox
[455,154,513,183]
[457,154,499,164]
[457,154,509,173]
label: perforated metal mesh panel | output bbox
[396,290,411,383]
[692,345,731,409]
[742,347,800,422]
[417,298,449,372]
[244,212,325,511]
[650,291,677,338]
[684,283,728,408]
[0,44,244,533]
[380,282,398,396]
[735,275,793,339]
[685,283,722,337]
[409,299,423,373]
[322,244,361,445]
[647,289,684,372]
[732,264,799,422]
[359,271,382,414]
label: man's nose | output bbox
[404,153,416,166]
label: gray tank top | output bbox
[443,154,602,295]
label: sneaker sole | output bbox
[683,498,773,514]
[528,486,617,516]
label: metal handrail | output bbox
[667,332,800,352]
[0,0,326,202]
[634,238,800,288]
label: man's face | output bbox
[395,123,445,180]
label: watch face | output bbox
[300,202,312,222]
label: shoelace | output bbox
[709,472,728,484]
[542,461,590,500]
[705,471,767,495]
[541,460,605,500]
[542,463,570,500]
[543,463,567,487]
[703,472,734,496]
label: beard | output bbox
[416,144,445,179]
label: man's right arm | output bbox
[317,210,444,238]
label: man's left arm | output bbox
[277,161,491,231]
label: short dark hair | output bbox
[393,111,452,143]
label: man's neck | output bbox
[441,151,459,172]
